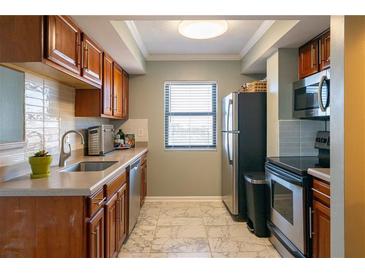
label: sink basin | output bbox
[61,161,118,172]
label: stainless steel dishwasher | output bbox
[128,158,141,234]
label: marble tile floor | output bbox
[118,201,281,258]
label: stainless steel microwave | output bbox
[293,69,330,119]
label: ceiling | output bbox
[71,16,330,74]
[130,20,264,58]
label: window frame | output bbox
[164,80,217,151]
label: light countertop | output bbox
[307,168,330,183]
[0,144,148,197]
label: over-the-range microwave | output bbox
[293,69,330,119]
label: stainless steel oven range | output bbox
[265,162,311,257]
[265,131,330,257]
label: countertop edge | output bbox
[0,147,148,197]
[307,168,330,183]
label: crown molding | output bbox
[124,20,149,58]
[240,20,276,58]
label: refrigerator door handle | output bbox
[227,99,233,165]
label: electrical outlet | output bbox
[137,128,144,137]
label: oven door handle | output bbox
[266,165,302,186]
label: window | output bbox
[164,81,217,150]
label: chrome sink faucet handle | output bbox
[59,130,85,167]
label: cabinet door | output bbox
[88,208,105,258]
[113,63,123,118]
[105,193,118,258]
[298,40,319,79]
[81,34,103,86]
[140,161,147,206]
[102,54,113,116]
[320,31,330,71]
[45,16,81,74]
[117,183,128,250]
[121,70,129,120]
[312,199,331,258]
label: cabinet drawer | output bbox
[312,178,330,207]
[105,172,127,199]
[88,188,106,218]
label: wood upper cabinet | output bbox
[113,63,123,118]
[105,193,119,258]
[311,178,330,258]
[121,70,129,120]
[319,31,330,71]
[117,183,128,249]
[298,39,319,79]
[298,30,330,79]
[45,16,81,74]
[81,34,103,85]
[88,208,105,258]
[102,54,113,116]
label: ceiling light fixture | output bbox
[178,20,228,39]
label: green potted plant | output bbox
[28,150,53,179]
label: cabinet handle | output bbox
[84,44,89,69]
[311,45,314,68]
[308,206,313,239]
[76,42,81,66]
[93,197,106,206]
[312,188,331,200]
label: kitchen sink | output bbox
[61,161,118,172]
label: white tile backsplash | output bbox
[279,119,326,156]
[0,72,110,181]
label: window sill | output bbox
[164,147,217,152]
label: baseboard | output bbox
[145,196,222,202]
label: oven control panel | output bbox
[315,131,330,150]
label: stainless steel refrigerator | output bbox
[221,92,267,218]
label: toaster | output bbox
[87,125,115,155]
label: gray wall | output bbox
[129,61,262,196]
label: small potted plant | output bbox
[28,150,53,179]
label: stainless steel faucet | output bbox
[59,130,85,167]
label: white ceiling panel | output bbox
[132,20,264,57]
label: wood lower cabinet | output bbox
[105,193,118,258]
[104,171,128,257]
[117,183,128,249]
[45,16,81,75]
[88,208,105,258]
[0,169,133,258]
[0,196,86,257]
[311,178,331,258]
[140,154,148,206]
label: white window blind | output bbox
[164,81,217,149]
